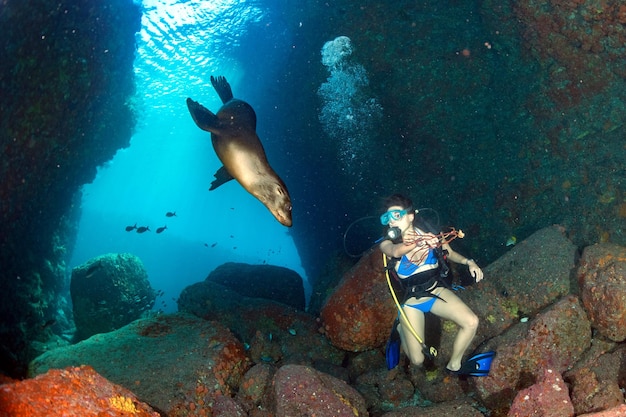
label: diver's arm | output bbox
[380,238,416,258]
[443,243,484,282]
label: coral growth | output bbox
[0,366,159,416]
[513,0,626,111]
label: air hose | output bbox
[383,253,437,359]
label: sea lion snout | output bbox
[275,200,293,227]
[265,183,292,227]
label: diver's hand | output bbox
[468,261,484,282]
[402,228,418,245]
[421,233,439,248]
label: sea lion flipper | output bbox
[209,166,234,190]
[186,98,220,133]
[210,76,234,104]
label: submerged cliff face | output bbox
[0,0,141,376]
[279,0,626,283]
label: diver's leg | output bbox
[398,303,426,366]
[431,288,479,371]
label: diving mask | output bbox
[380,207,412,225]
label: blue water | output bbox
[69,0,308,312]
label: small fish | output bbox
[165,211,177,217]
[125,223,137,232]
[136,226,150,233]
[288,328,296,336]
[506,236,517,246]
[156,225,167,234]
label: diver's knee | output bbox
[406,350,425,367]
[408,356,424,367]
[466,313,479,331]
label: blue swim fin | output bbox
[450,351,496,377]
[385,319,401,370]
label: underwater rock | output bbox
[206,262,305,310]
[271,364,368,417]
[353,365,415,413]
[320,247,396,352]
[235,363,275,413]
[29,313,250,416]
[578,243,626,342]
[474,295,591,415]
[178,279,345,367]
[0,365,159,416]
[466,225,577,341]
[0,0,141,377]
[379,399,485,417]
[507,368,574,417]
[70,253,155,340]
[565,344,626,415]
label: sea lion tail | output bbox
[210,75,234,104]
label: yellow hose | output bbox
[383,253,437,358]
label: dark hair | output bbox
[382,193,413,211]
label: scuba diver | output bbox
[379,193,493,376]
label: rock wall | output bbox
[0,0,141,376]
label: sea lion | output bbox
[186,76,292,227]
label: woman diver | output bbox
[379,193,487,375]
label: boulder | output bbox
[271,364,368,417]
[565,344,626,415]
[424,225,578,372]
[178,280,345,367]
[578,243,626,341]
[235,363,275,414]
[319,247,397,351]
[474,295,592,415]
[0,365,159,417]
[577,404,626,416]
[28,313,250,416]
[464,225,577,343]
[207,262,305,310]
[380,399,485,417]
[507,368,574,417]
[354,366,417,414]
[70,253,155,340]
